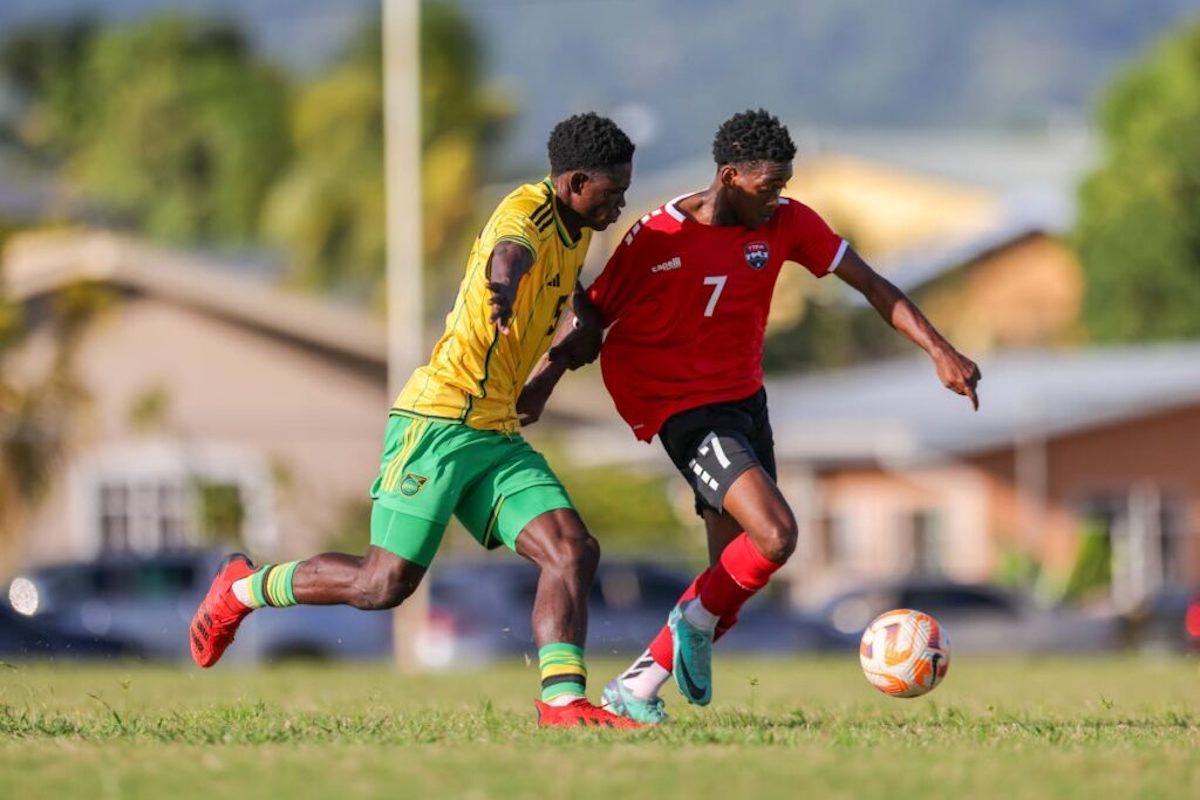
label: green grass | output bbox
[1,656,1198,799]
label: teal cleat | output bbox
[601,679,669,725]
[669,603,714,706]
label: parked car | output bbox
[418,557,843,667]
[813,580,1122,653]
[4,551,393,664]
[0,601,134,661]
[1124,585,1200,653]
[5,551,844,668]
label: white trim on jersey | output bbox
[828,239,850,273]
[664,193,699,223]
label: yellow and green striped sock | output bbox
[247,562,301,608]
[538,643,587,705]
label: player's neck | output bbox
[554,196,585,241]
[678,186,740,227]
[549,176,585,241]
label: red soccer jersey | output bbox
[587,194,847,441]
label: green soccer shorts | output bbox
[368,413,575,567]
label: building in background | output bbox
[3,229,387,568]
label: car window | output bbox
[826,590,896,634]
[902,587,1016,618]
[634,567,692,609]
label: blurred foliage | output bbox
[1,16,292,244]
[262,3,512,303]
[322,497,373,556]
[126,384,172,434]
[992,542,1042,590]
[0,4,510,305]
[1062,519,1113,602]
[1076,21,1200,341]
[0,281,110,561]
[550,456,690,553]
[762,297,909,373]
[192,478,246,547]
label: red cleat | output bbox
[534,698,646,729]
[189,554,255,667]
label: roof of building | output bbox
[765,343,1200,465]
[2,229,387,366]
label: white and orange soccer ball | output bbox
[858,609,950,698]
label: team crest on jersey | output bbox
[744,241,770,270]
[399,472,429,497]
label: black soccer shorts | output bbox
[658,387,778,516]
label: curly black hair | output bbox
[712,109,796,166]
[547,112,635,176]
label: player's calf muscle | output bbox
[724,471,797,563]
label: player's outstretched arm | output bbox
[835,248,982,410]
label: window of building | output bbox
[72,443,275,557]
[908,509,944,576]
[817,512,854,566]
[1075,486,1186,609]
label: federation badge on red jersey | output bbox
[744,241,770,270]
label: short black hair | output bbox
[712,109,796,166]
[547,113,635,176]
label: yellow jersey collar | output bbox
[542,177,582,249]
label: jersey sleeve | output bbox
[487,202,542,259]
[784,200,848,278]
[586,224,641,327]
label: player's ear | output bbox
[718,164,738,187]
[568,170,589,196]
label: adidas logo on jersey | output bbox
[546,274,561,287]
[651,256,682,273]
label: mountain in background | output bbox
[0,0,1196,174]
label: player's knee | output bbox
[544,525,600,578]
[756,516,798,563]
[356,570,417,610]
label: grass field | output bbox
[1,655,1198,799]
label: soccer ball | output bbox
[859,608,950,698]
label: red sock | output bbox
[647,569,707,669]
[645,557,747,671]
[698,532,782,616]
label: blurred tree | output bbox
[762,298,910,373]
[1076,21,1200,341]
[262,3,511,303]
[0,16,292,245]
[0,19,97,162]
[0,282,110,567]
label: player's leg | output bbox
[607,510,743,717]
[190,414,459,668]
[681,392,793,641]
[455,442,641,728]
[190,508,440,668]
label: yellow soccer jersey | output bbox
[393,178,592,433]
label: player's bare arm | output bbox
[486,241,536,334]
[835,248,982,409]
[517,286,602,426]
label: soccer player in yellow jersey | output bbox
[189,113,639,728]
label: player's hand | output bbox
[487,281,517,334]
[932,347,981,410]
[548,317,603,370]
[517,379,552,427]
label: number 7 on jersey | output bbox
[703,275,727,317]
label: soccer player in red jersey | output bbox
[520,109,980,723]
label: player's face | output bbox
[724,161,793,229]
[570,163,632,231]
